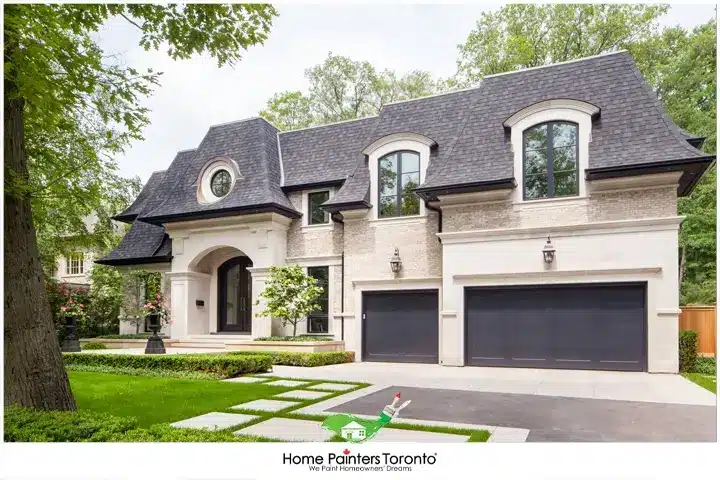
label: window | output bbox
[210,170,232,198]
[308,191,330,225]
[65,253,84,275]
[307,266,329,334]
[523,122,579,200]
[378,151,420,218]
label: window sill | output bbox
[368,214,427,225]
[513,196,588,210]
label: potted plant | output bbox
[141,293,171,354]
[58,295,86,352]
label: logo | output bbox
[321,392,411,443]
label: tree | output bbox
[453,4,668,86]
[87,264,126,336]
[4,3,278,410]
[255,265,323,337]
[260,53,447,130]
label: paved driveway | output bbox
[268,362,716,406]
[327,385,716,442]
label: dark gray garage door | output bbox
[465,283,646,372]
[363,290,438,363]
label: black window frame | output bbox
[307,266,329,334]
[522,121,579,201]
[378,150,421,218]
[210,169,232,198]
[308,190,330,225]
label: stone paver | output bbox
[307,382,356,392]
[222,376,268,383]
[231,399,299,412]
[274,389,331,400]
[235,418,334,442]
[372,427,468,443]
[265,380,310,388]
[170,412,258,431]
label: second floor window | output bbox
[379,151,420,218]
[308,191,330,225]
[523,122,579,200]
[65,253,84,275]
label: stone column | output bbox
[167,272,211,340]
[247,267,272,339]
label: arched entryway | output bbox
[217,256,253,333]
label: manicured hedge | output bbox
[94,333,167,339]
[229,350,354,367]
[4,407,264,442]
[63,353,272,378]
[679,331,698,373]
[693,356,717,375]
[255,335,334,342]
[82,342,107,350]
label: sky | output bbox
[93,3,717,183]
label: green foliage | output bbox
[679,331,698,373]
[260,53,446,130]
[454,4,668,85]
[86,264,126,334]
[693,357,717,375]
[229,351,355,367]
[81,342,107,350]
[63,353,272,378]
[255,265,324,337]
[120,270,162,332]
[255,335,334,342]
[3,407,264,442]
[65,363,220,380]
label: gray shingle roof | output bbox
[96,220,171,265]
[140,117,298,223]
[113,170,166,223]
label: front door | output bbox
[218,256,253,333]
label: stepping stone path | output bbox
[231,399,299,412]
[274,389,331,400]
[235,418,334,442]
[222,377,268,383]
[307,382,356,392]
[265,380,310,387]
[170,412,258,431]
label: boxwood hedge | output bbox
[63,353,271,378]
[229,350,354,367]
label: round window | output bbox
[210,170,232,198]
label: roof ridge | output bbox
[483,50,628,79]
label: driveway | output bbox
[267,362,716,406]
[327,385,716,442]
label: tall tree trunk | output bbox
[4,72,76,410]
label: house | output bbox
[97,51,714,373]
[340,421,366,441]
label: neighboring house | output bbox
[341,421,366,441]
[97,51,714,373]
[53,250,94,288]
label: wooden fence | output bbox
[679,306,716,357]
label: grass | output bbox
[68,371,289,427]
[682,372,716,393]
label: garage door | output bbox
[363,290,438,363]
[465,283,646,372]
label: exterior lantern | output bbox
[390,248,403,274]
[542,236,556,264]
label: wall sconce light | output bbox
[390,247,403,274]
[542,236,556,264]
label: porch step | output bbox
[185,334,255,345]
[171,341,227,349]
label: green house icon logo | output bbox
[321,392,411,443]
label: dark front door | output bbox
[218,256,253,333]
[362,290,439,364]
[465,283,646,372]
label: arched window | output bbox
[378,150,420,218]
[523,122,579,200]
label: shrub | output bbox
[679,331,698,373]
[693,356,717,375]
[65,363,220,380]
[255,335,334,342]
[62,353,272,378]
[229,351,354,367]
[4,407,266,442]
[4,406,137,442]
[82,342,107,350]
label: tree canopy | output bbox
[260,53,446,130]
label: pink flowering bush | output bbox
[141,293,170,326]
[58,294,87,320]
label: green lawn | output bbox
[69,371,288,427]
[682,372,717,393]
